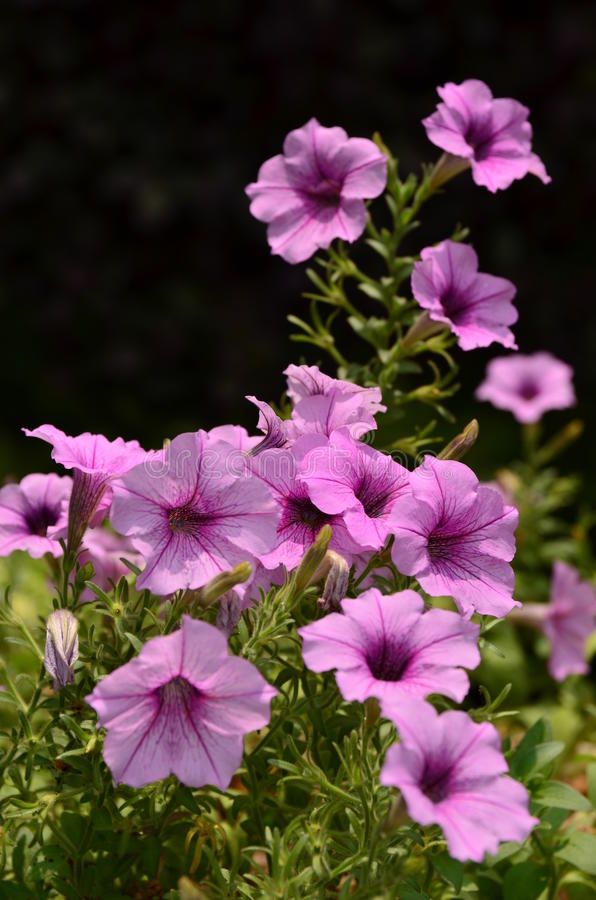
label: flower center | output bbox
[366,638,410,682]
[24,503,60,537]
[439,286,468,322]
[305,178,342,208]
[355,472,401,519]
[167,503,212,536]
[517,379,540,401]
[286,495,331,530]
[463,117,494,161]
[420,762,452,803]
[427,532,458,561]
[157,675,200,708]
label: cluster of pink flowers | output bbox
[2,80,590,866]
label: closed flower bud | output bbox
[319,551,350,612]
[438,419,479,461]
[293,525,333,592]
[198,562,253,608]
[44,610,79,690]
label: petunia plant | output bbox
[0,79,595,900]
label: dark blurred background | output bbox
[2,0,595,493]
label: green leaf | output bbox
[124,631,143,653]
[556,832,596,875]
[509,720,564,780]
[587,763,596,808]
[503,861,549,900]
[431,853,464,891]
[534,780,591,812]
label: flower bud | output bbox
[215,591,247,636]
[198,562,252,608]
[318,551,350,612]
[44,609,79,689]
[438,419,479,461]
[293,525,333,593]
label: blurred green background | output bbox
[1,0,594,496]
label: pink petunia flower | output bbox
[299,429,410,550]
[248,365,386,455]
[423,79,550,193]
[380,698,538,862]
[0,473,72,559]
[542,562,596,681]
[390,456,518,618]
[79,527,144,601]
[246,119,387,263]
[86,615,277,788]
[109,431,279,596]
[299,588,480,705]
[23,425,148,551]
[411,241,518,351]
[476,353,576,424]
[248,444,360,570]
[284,364,385,416]
[207,424,261,453]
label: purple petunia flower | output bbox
[246,119,387,263]
[248,444,360,570]
[476,353,576,424]
[380,698,538,862]
[299,588,480,705]
[23,425,148,551]
[207,424,261,453]
[109,431,279,596]
[0,473,72,559]
[299,429,410,550]
[423,79,550,193]
[86,615,277,788]
[284,364,385,415]
[248,365,386,455]
[390,456,518,618]
[542,562,596,681]
[411,241,518,351]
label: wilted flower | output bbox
[86,615,277,788]
[391,456,518,618]
[476,353,576,424]
[299,428,410,550]
[411,241,518,351]
[0,473,72,559]
[110,431,279,595]
[299,588,479,704]
[45,609,79,689]
[542,562,596,681]
[380,698,538,862]
[23,426,147,551]
[246,119,387,263]
[423,79,550,192]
